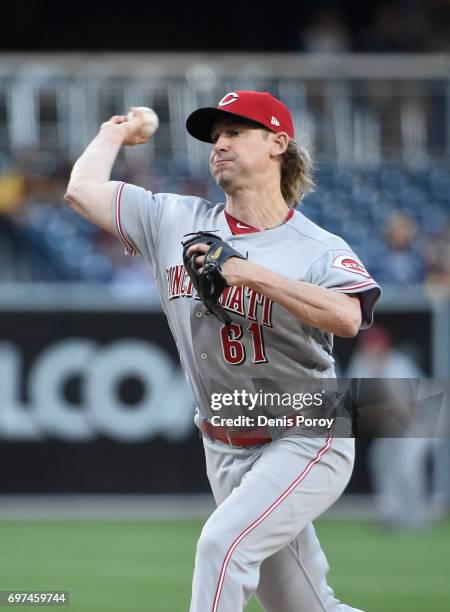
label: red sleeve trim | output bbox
[115,182,137,256]
[330,279,377,292]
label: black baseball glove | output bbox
[182,231,246,325]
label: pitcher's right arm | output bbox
[64,109,149,233]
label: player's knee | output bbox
[196,523,228,562]
[196,520,254,570]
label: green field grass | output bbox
[0,519,449,611]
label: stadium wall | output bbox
[0,284,446,495]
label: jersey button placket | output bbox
[190,299,214,377]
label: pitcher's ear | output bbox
[270,132,289,157]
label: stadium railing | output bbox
[0,53,448,167]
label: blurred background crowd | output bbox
[0,1,448,292]
[4,0,450,52]
[0,151,448,291]
[295,0,450,53]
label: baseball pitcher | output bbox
[65,90,381,611]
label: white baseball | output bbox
[126,106,159,138]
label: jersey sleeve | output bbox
[111,181,159,258]
[309,248,382,329]
[111,182,214,280]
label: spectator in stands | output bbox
[298,8,351,53]
[423,221,450,294]
[359,2,428,52]
[0,169,24,215]
[347,325,424,379]
[373,212,425,285]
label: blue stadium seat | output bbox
[3,160,448,284]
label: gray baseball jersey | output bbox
[112,181,381,423]
[112,180,378,611]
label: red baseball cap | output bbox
[186,90,295,143]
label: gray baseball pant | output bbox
[190,434,365,612]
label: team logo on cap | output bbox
[218,92,239,107]
[332,255,371,278]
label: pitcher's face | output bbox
[209,118,272,193]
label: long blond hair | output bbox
[280,140,315,207]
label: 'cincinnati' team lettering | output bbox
[166,264,273,327]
